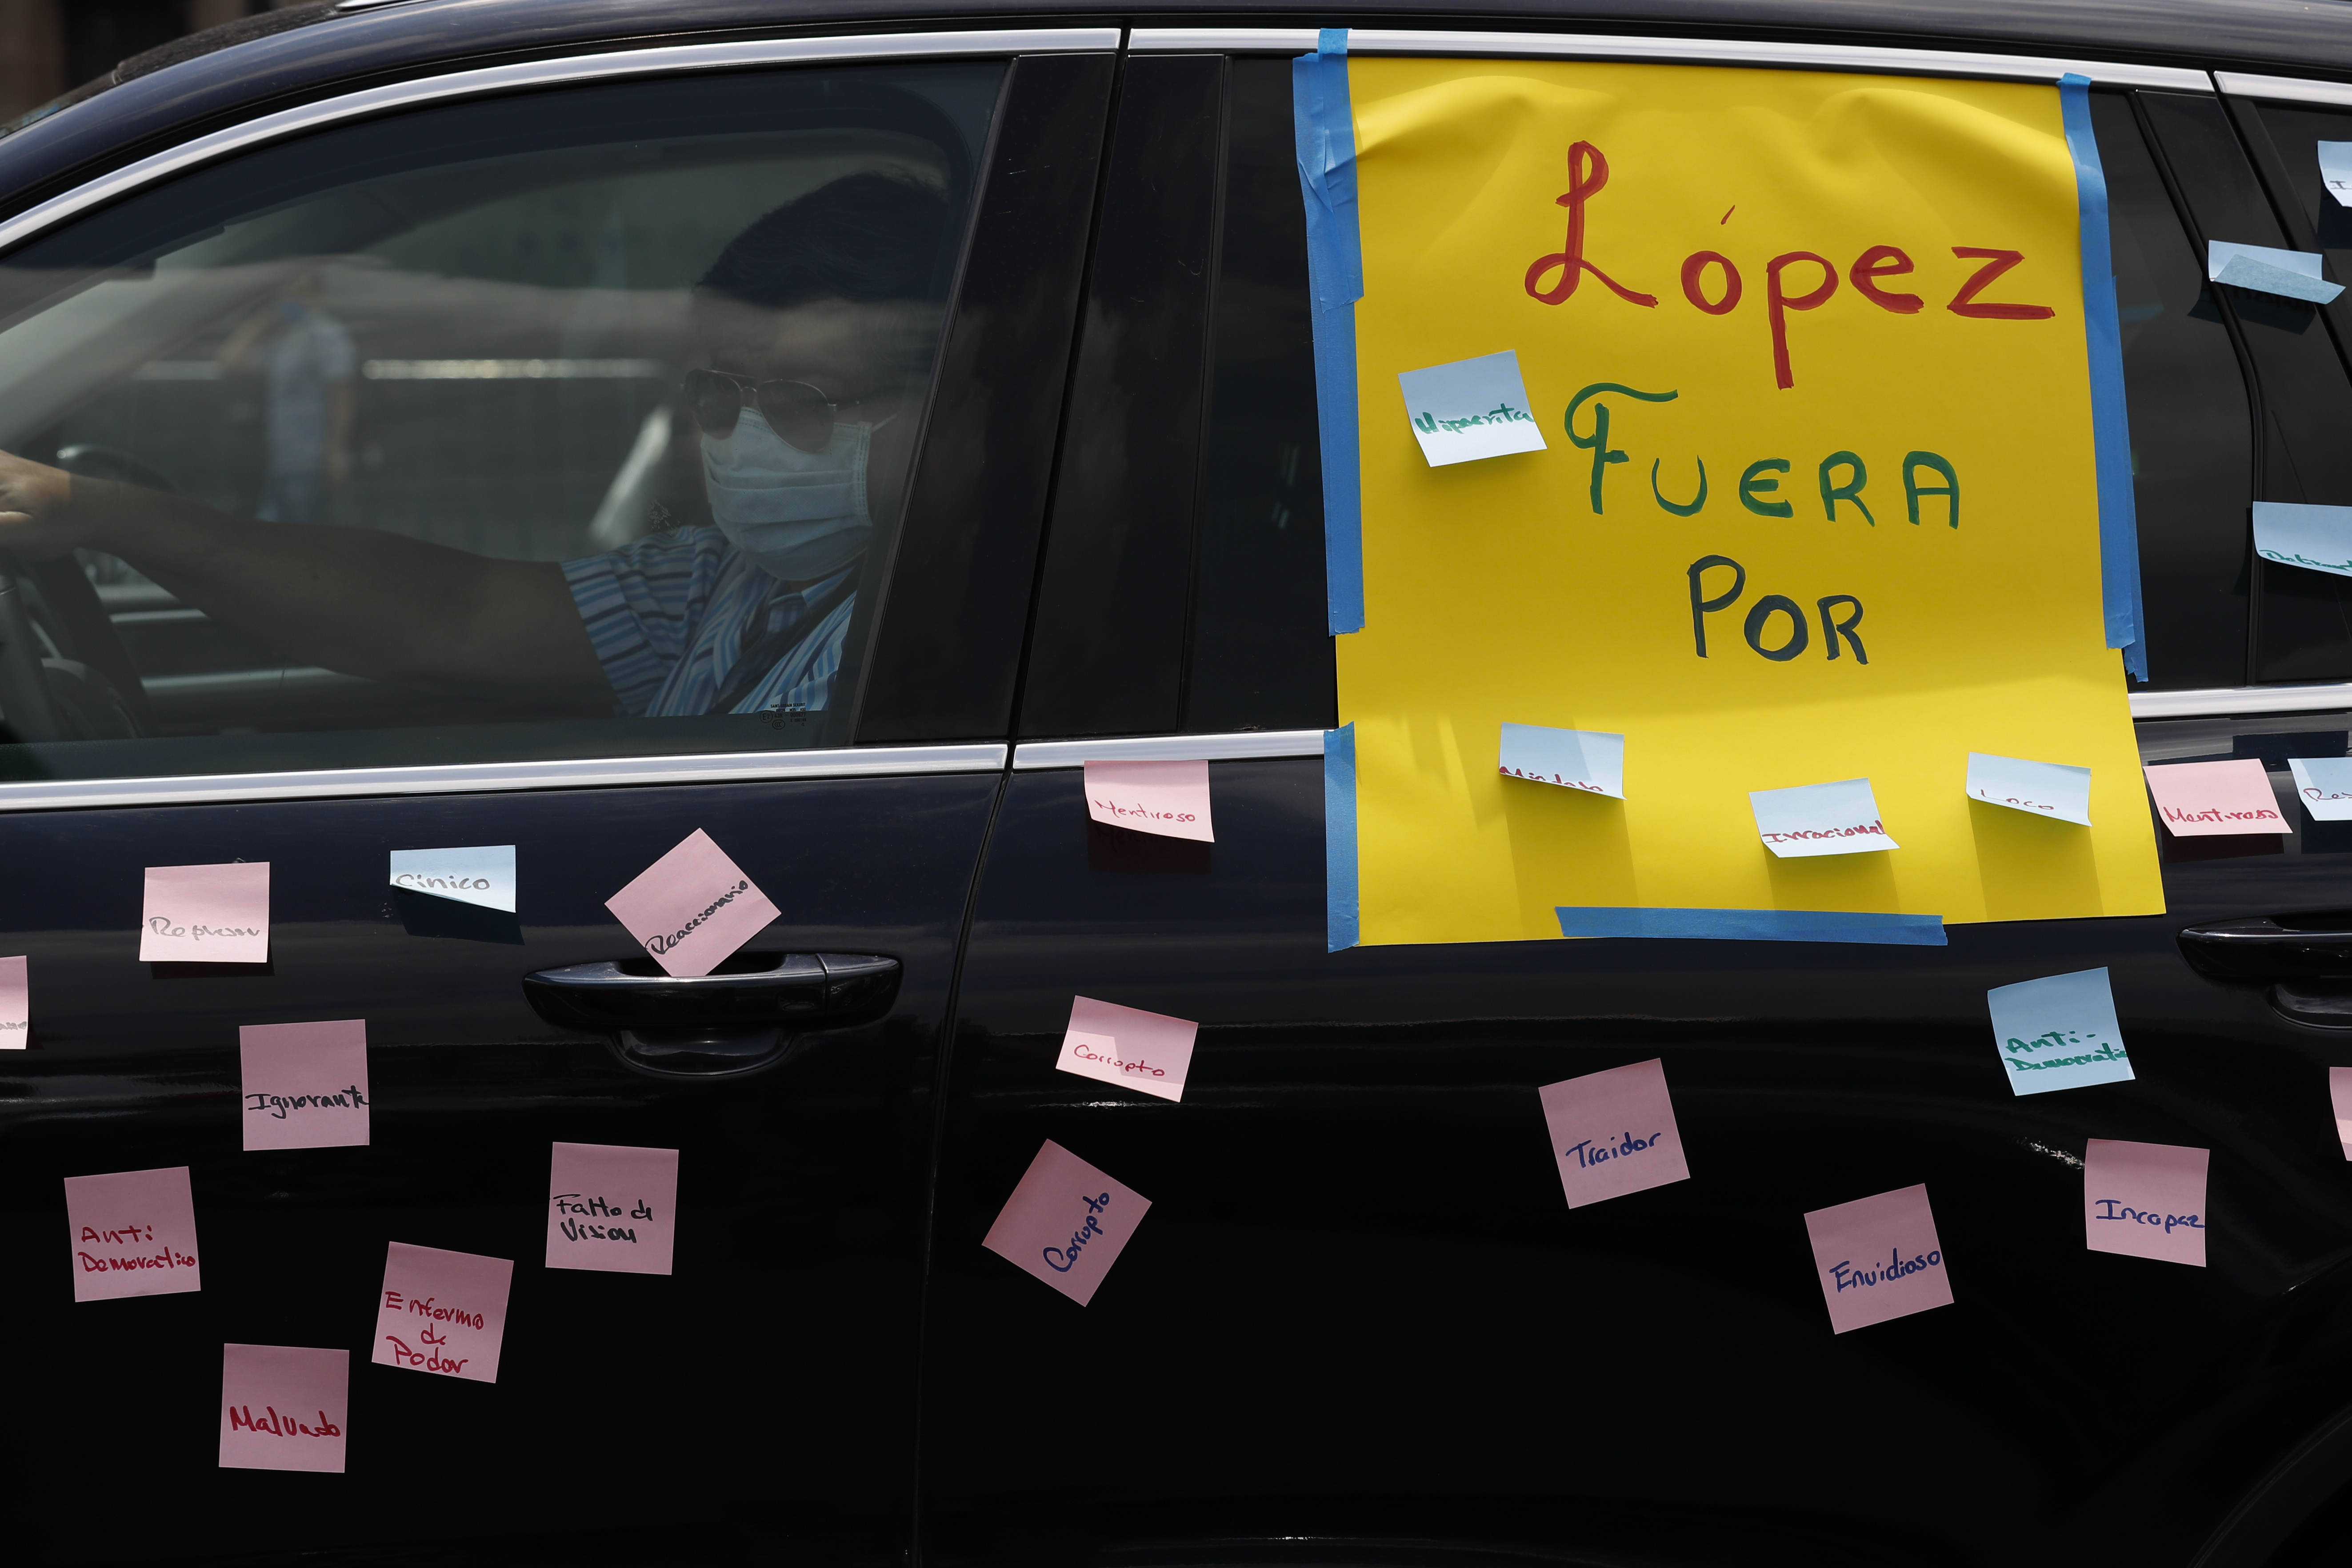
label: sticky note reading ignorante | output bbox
[389,844,516,913]
[2323,142,2352,207]
[1537,1058,1690,1208]
[2210,240,2346,304]
[1056,995,1198,1103]
[373,1241,513,1382]
[1985,968,2133,1096]
[2143,760,2290,836]
[1803,1184,1953,1334]
[2331,1066,2352,1160]
[605,829,779,977]
[140,861,268,963]
[65,1165,200,1302]
[220,1344,348,1473]
[1499,723,1625,798]
[0,954,24,1048]
[240,1019,369,1152]
[1397,349,1548,466]
[1966,752,2092,826]
[2291,757,2352,821]
[982,1140,1150,1307]
[2253,501,2352,579]
[1749,778,1896,857]
[547,1142,679,1276]
[2084,1138,2208,1267]
[1084,759,1214,843]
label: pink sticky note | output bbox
[372,1241,513,1382]
[982,1140,1150,1306]
[219,1344,348,1473]
[240,1019,369,1152]
[2331,1067,2352,1160]
[604,829,780,978]
[2084,1137,2208,1266]
[0,954,24,1048]
[1803,1184,1954,1334]
[64,1165,201,1302]
[1056,995,1198,1102]
[2143,760,2292,836]
[140,861,269,963]
[1084,760,1214,843]
[547,1142,679,1275]
[1537,1058,1692,1208]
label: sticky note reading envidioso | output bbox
[605,829,779,977]
[65,1165,200,1302]
[2253,501,2352,578]
[2331,1066,2352,1160]
[1749,778,1896,856]
[1499,723,1624,798]
[140,861,269,963]
[1084,759,1214,843]
[1986,968,2133,1095]
[1803,1184,1953,1334]
[1056,995,1198,1102]
[373,1241,513,1382]
[2143,760,2290,836]
[2323,142,2352,207]
[1966,752,2092,826]
[1537,1058,1690,1208]
[2292,757,2352,821]
[982,1140,1150,1307]
[0,954,24,1048]
[547,1142,679,1275]
[220,1344,348,1473]
[1397,350,1548,466]
[389,844,516,913]
[2210,240,2347,304]
[240,1019,369,1152]
[2084,1138,2208,1267]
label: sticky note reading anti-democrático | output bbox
[65,1165,201,1302]
[1985,968,2133,1096]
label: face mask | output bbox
[700,408,874,582]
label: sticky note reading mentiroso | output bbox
[0,954,24,1048]
[65,1165,200,1302]
[2210,240,2347,304]
[1986,968,2133,1096]
[240,1019,369,1152]
[389,844,516,912]
[605,829,779,978]
[1397,349,1548,466]
[2291,757,2352,821]
[373,1241,513,1382]
[1499,723,1625,798]
[1084,759,1214,843]
[1803,1183,1953,1334]
[547,1142,679,1275]
[220,1344,348,1473]
[2323,142,2352,207]
[1537,1058,1690,1208]
[2331,1066,2352,1160]
[982,1140,1150,1307]
[2253,501,2352,579]
[2084,1138,2208,1267]
[2143,759,2289,836]
[1966,752,2092,826]
[1056,995,1197,1102]
[1749,778,1896,856]
[140,861,268,963]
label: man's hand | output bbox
[0,450,87,560]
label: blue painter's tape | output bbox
[1325,724,1360,951]
[1555,907,1949,945]
[2060,73,2147,682]
[1294,34,1365,634]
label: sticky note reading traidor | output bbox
[2255,501,2352,579]
[1986,968,2133,1096]
[547,1142,679,1275]
[1056,995,1197,1102]
[1084,759,1213,843]
[1397,349,1547,466]
[240,1019,369,1152]
[1537,1058,1690,1208]
[1967,752,2092,826]
[373,1241,513,1382]
[1749,778,1896,857]
[389,844,516,913]
[0,954,24,1048]
[140,861,268,963]
[2084,1138,2207,1267]
[2143,759,2289,836]
[1499,723,1624,798]
[220,1344,348,1473]
[2331,1066,2352,1159]
[605,829,779,977]
[1803,1183,1953,1334]
[65,1165,201,1302]
[982,1140,1149,1307]
[2210,240,2346,304]
[2291,757,2352,821]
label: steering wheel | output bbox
[0,444,161,743]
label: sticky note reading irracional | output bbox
[2291,757,2352,821]
[2084,1138,2208,1267]
[240,1019,369,1152]
[65,1165,200,1302]
[604,829,778,977]
[0,954,24,1048]
[2254,501,2352,578]
[140,861,268,963]
[1803,1183,1953,1334]
[547,1142,679,1275]
[2323,142,2352,207]
[1499,723,1625,798]
[1083,759,1214,843]
[1537,1058,1690,1208]
[1966,752,2092,826]
[220,1344,348,1473]
[2331,1066,2352,1159]
[1396,349,1548,466]
[1749,778,1896,857]
[1056,995,1197,1102]
[982,1140,1149,1307]
[1986,968,2133,1095]
[389,844,516,912]
[2210,240,2347,304]
[2143,759,2290,836]
[373,1241,513,1382]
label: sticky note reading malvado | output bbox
[1397,349,1548,466]
[389,845,516,913]
[1500,723,1625,798]
[220,1344,348,1474]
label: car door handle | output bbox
[2176,917,2352,980]
[521,952,900,1078]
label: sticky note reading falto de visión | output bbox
[1056,995,1197,1102]
[1537,1058,1690,1208]
[240,1019,369,1152]
[1397,349,1548,466]
[982,1140,1149,1307]
[1966,752,2092,826]
[2291,757,2352,821]
[65,1164,201,1302]
[605,829,779,977]
[140,861,268,963]
[1083,759,1214,843]
[1499,722,1624,798]
[388,844,516,912]
[220,1344,348,1474]
[1803,1184,1953,1334]
[547,1141,679,1276]
[1985,968,2133,1095]
[373,1241,513,1382]
[2084,1138,2208,1267]
[2143,760,2290,836]
[1748,778,1896,856]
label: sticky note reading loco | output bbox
[1499,723,1626,797]
[1537,1057,1691,1208]
[982,1140,1150,1307]
[373,1241,514,1382]
[388,844,516,912]
[1748,778,1896,857]
[220,1344,348,1474]
[2290,757,2352,821]
[0,953,24,1048]
[1803,1183,1953,1334]
[1397,349,1548,465]
[547,1142,680,1275]
[2142,760,2289,837]
[2084,1138,2208,1267]
[1966,752,2092,826]
[1985,968,2133,1095]
[1056,995,1198,1102]
[605,829,779,978]
[140,861,269,963]
[1083,759,1215,843]
[65,1165,201,1302]
[240,1019,370,1152]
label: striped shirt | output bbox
[563,527,856,718]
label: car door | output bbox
[0,30,1111,1564]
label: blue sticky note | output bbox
[2289,756,2352,821]
[1748,778,1896,857]
[1397,351,1548,466]
[1966,751,2092,826]
[1986,968,2134,1096]
[2253,500,2352,577]
[2322,141,2352,208]
[1499,722,1624,798]
[2210,240,2346,304]
[388,844,516,913]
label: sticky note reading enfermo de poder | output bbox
[373,1241,513,1382]
[1986,968,2134,1096]
[1084,759,1214,843]
[605,829,779,977]
[389,844,516,912]
[1499,723,1624,798]
[1966,752,2092,826]
[1749,778,1896,856]
[2143,760,2290,836]
[1397,350,1548,466]
[1056,995,1198,1103]
[1537,1058,1690,1208]
[1803,1184,1953,1334]
[982,1140,1150,1307]
[140,861,268,963]
[2084,1138,2208,1267]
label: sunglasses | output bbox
[683,368,852,452]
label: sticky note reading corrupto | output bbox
[2291,757,2352,821]
[0,954,24,1048]
[1056,995,1198,1102]
[140,861,268,963]
[372,1241,513,1382]
[547,1142,679,1275]
[1083,759,1213,843]
[2254,501,2352,578]
[2143,759,2290,836]
[1803,1183,1953,1335]
[1499,723,1625,798]
[1748,778,1896,856]
[1986,968,2133,1095]
[389,844,516,912]
[220,1344,348,1474]
[65,1165,201,1302]
[2210,240,2347,304]
[1966,752,2092,826]
[605,829,779,977]
[240,1019,369,1152]
[1397,350,1548,466]
[982,1140,1149,1307]
[1537,1058,1690,1208]
[2323,142,2352,207]
[2084,1138,2208,1267]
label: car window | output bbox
[0,61,1003,780]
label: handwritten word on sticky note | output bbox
[1397,350,1547,466]
[220,1344,348,1473]
[605,829,779,978]
[983,1140,1150,1307]
[1057,996,1197,1102]
[1749,778,1896,856]
[548,1142,679,1275]
[65,1165,200,1302]
[1803,1183,1952,1334]
[2143,759,2289,836]
[2291,757,2352,821]
[1966,752,2091,826]
[2254,501,2352,578]
[1538,1058,1690,1208]
[389,844,516,913]
[240,1019,369,1152]
[1986,968,2133,1096]
[1084,759,1214,843]
[0,954,24,1048]
[1499,723,1625,798]
[373,1241,513,1382]
[2332,1066,2352,1159]
[140,861,268,963]
[2210,240,2347,304]
[2084,1138,2207,1267]
[2323,142,2352,207]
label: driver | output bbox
[0,171,945,720]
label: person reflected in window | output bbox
[217,273,356,525]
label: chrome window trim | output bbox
[2131,684,2352,720]
[2214,70,2352,107]
[1014,731,1326,769]
[1129,27,2210,92]
[0,27,1122,259]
